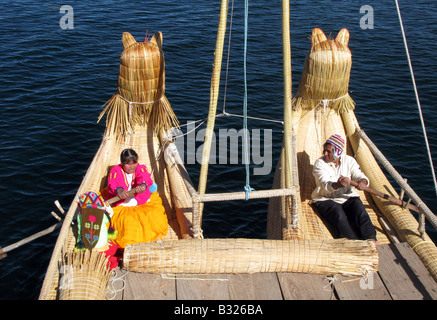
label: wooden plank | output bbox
[333,273,391,300]
[123,272,176,300]
[228,273,283,300]
[377,243,435,300]
[388,243,437,299]
[176,274,230,300]
[277,273,336,300]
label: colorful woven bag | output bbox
[76,191,116,250]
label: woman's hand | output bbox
[135,184,146,194]
[116,188,129,199]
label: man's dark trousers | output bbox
[313,197,376,240]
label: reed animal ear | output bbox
[122,32,137,48]
[311,28,328,47]
[336,28,350,46]
[150,32,163,48]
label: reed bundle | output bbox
[58,250,111,300]
[123,238,378,277]
[98,32,179,137]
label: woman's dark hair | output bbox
[120,149,139,164]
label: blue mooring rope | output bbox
[243,0,254,200]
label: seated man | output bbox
[311,134,377,242]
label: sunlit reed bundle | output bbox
[58,250,111,300]
[98,32,179,137]
[123,238,378,277]
[292,28,355,113]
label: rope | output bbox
[115,93,157,118]
[106,268,129,300]
[411,240,433,251]
[161,273,229,281]
[298,92,350,114]
[222,0,235,115]
[165,113,282,142]
[395,0,437,196]
[243,0,254,200]
[222,112,284,124]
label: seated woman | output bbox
[105,149,168,248]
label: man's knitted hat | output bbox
[326,134,345,158]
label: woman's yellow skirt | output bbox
[110,192,168,248]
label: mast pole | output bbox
[282,0,293,188]
[196,0,229,233]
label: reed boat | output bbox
[39,1,437,300]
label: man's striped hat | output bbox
[326,134,345,157]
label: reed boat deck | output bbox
[109,242,437,300]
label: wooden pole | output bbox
[349,180,420,213]
[282,0,293,189]
[356,128,437,230]
[0,189,136,260]
[196,0,229,235]
[105,188,136,205]
[0,222,62,260]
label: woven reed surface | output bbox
[58,250,111,300]
[39,124,194,299]
[123,238,378,277]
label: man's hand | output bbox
[338,176,351,187]
[356,179,368,191]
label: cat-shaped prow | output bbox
[292,27,355,112]
[98,31,179,137]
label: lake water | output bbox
[0,0,436,299]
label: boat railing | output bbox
[165,127,301,239]
[356,128,437,239]
[191,187,299,238]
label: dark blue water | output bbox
[0,1,436,299]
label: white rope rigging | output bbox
[395,0,437,196]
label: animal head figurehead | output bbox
[294,28,355,113]
[98,31,179,137]
[119,32,165,104]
